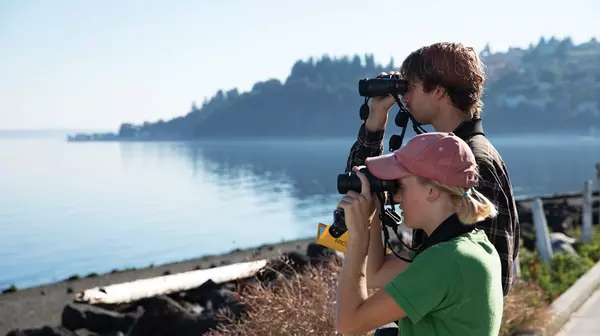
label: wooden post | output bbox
[582,180,593,244]
[532,198,553,265]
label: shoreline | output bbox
[0,237,315,334]
[2,188,597,290]
[2,189,597,293]
[1,237,316,293]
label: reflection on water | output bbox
[0,135,598,289]
[175,135,600,201]
[180,139,350,212]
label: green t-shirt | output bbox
[384,229,503,336]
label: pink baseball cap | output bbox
[365,132,477,188]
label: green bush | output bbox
[519,227,600,301]
[578,242,600,263]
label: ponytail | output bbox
[418,177,498,224]
[455,188,498,225]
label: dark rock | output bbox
[543,200,580,233]
[306,242,341,266]
[517,203,533,227]
[254,252,310,287]
[220,281,238,293]
[179,300,204,315]
[127,295,227,336]
[181,279,244,316]
[61,303,139,334]
[179,279,219,304]
[5,326,77,336]
[285,251,310,269]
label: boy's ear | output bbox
[434,85,446,100]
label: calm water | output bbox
[1,134,599,289]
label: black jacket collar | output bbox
[453,118,485,140]
[415,214,474,256]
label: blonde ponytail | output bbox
[454,188,498,225]
[418,177,498,225]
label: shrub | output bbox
[205,260,369,336]
[207,258,550,336]
[577,242,600,263]
[519,227,600,301]
[500,280,552,336]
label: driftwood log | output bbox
[74,259,268,305]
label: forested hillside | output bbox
[75,37,600,141]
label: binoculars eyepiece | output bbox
[358,76,408,97]
[330,167,399,238]
[337,166,398,195]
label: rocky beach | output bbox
[0,238,327,335]
[1,192,598,336]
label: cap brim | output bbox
[365,153,412,181]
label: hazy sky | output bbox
[1,0,598,130]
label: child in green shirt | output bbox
[335,132,503,336]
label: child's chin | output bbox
[404,223,416,229]
[403,221,420,230]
